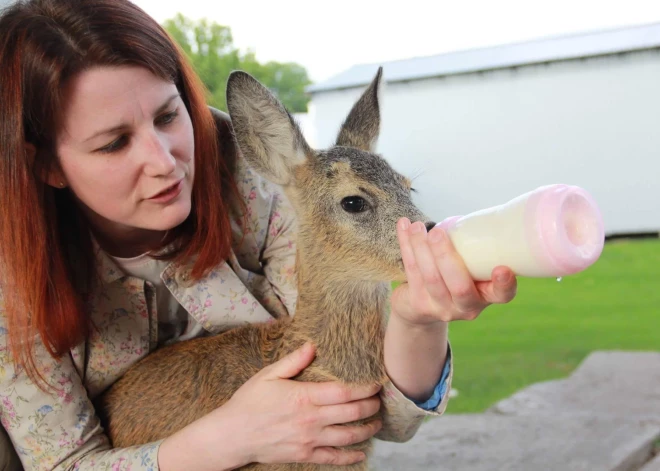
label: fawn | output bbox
[96,67,436,470]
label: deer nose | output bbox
[425,221,437,232]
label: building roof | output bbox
[307,21,660,94]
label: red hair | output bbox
[0,0,244,389]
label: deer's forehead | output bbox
[316,149,406,188]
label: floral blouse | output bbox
[0,110,453,471]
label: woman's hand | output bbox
[159,343,382,471]
[381,218,519,403]
[224,342,382,466]
[391,218,518,326]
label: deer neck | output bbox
[288,253,389,384]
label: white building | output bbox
[306,23,660,238]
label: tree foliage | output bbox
[163,14,312,113]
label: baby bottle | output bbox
[434,184,605,281]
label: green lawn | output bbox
[434,238,660,414]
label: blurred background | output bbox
[1,0,658,415]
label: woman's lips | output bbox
[149,180,183,203]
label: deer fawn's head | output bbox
[226,67,434,283]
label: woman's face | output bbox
[54,65,195,255]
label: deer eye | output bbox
[341,196,368,213]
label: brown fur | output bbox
[95,67,434,470]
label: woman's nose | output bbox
[143,133,176,175]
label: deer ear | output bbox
[226,71,312,186]
[335,66,383,152]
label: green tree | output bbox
[162,13,312,113]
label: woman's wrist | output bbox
[389,306,448,330]
[384,310,449,402]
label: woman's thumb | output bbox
[266,342,315,379]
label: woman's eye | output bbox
[98,135,128,154]
[157,110,178,126]
[95,109,178,154]
[341,196,369,213]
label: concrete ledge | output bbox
[489,351,660,419]
[371,413,660,471]
[640,452,660,471]
[371,351,660,470]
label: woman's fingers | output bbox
[405,221,451,305]
[427,225,485,315]
[317,395,381,426]
[317,420,382,449]
[261,342,316,380]
[401,219,485,319]
[476,266,518,304]
[303,381,381,407]
[397,218,431,297]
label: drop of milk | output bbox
[556,277,563,282]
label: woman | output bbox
[0,0,518,470]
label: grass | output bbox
[407,238,660,414]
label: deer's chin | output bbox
[358,261,405,283]
[384,260,406,282]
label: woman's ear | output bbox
[47,171,68,189]
[26,142,67,189]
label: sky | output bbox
[131,0,660,84]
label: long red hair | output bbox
[0,0,244,389]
